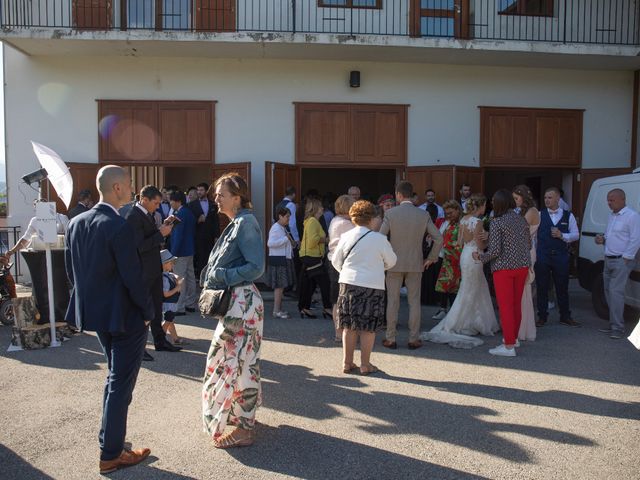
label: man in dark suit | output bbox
[187,182,220,278]
[65,165,155,474]
[126,185,181,354]
[67,189,93,219]
[169,191,197,314]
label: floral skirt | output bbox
[337,283,386,333]
[435,254,461,294]
[202,284,263,438]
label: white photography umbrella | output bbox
[29,141,73,349]
[30,141,73,208]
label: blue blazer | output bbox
[65,204,154,333]
[169,205,196,258]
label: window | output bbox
[127,0,190,30]
[318,0,382,9]
[499,0,553,17]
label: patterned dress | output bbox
[435,221,462,294]
[202,284,264,439]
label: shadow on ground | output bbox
[260,360,595,465]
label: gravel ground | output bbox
[1,280,639,479]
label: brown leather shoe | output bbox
[99,448,151,474]
[382,339,397,349]
[408,341,423,350]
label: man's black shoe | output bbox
[185,307,196,313]
[175,311,186,316]
[142,351,154,362]
[155,340,182,352]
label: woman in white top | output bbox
[327,195,356,342]
[267,206,296,318]
[513,184,540,342]
[422,194,499,348]
[332,201,396,376]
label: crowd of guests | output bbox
[268,180,640,366]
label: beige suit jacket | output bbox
[379,201,443,273]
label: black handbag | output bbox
[301,255,325,279]
[199,287,232,320]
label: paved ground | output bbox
[1,280,639,479]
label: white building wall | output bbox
[3,47,633,238]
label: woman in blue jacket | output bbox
[201,173,265,449]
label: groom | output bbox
[65,165,155,474]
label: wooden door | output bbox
[404,166,454,206]
[43,163,102,215]
[210,162,251,231]
[409,0,469,39]
[73,0,112,29]
[265,162,300,226]
[195,0,236,32]
[454,166,484,199]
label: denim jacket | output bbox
[201,209,265,289]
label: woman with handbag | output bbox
[267,206,296,318]
[327,195,356,341]
[332,201,396,375]
[298,197,332,319]
[201,173,265,449]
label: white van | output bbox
[578,170,640,320]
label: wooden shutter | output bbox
[296,104,350,165]
[158,102,214,163]
[73,0,112,29]
[480,107,583,168]
[98,101,158,163]
[265,162,300,225]
[454,166,484,197]
[405,166,454,206]
[352,105,406,165]
[196,0,236,32]
[295,103,408,166]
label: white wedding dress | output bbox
[421,217,499,349]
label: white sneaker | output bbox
[273,311,290,319]
[432,309,447,320]
[548,301,555,310]
[489,344,516,357]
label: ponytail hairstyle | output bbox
[213,172,252,209]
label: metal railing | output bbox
[1,0,639,45]
[0,226,23,279]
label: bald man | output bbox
[348,186,361,201]
[65,165,155,474]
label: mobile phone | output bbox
[170,217,182,225]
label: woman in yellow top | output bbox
[298,197,332,318]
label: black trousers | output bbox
[96,327,147,460]
[535,257,571,321]
[298,260,331,311]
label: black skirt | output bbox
[337,283,386,332]
[328,262,340,305]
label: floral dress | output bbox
[435,221,462,294]
[202,283,264,439]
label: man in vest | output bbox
[535,187,580,327]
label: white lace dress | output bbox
[421,217,499,348]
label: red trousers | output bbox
[492,267,528,346]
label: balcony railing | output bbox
[1,0,639,46]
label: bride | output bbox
[421,194,499,348]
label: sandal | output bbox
[360,364,382,376]
[342,363,358,374]
[213,428,255,449]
